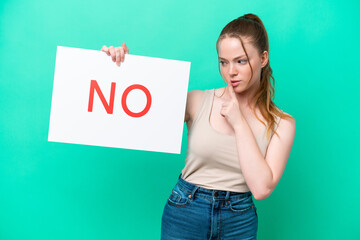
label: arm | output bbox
[184,92,190,123]
[220,83,296,200]
[184,90,204,123]
[233,115,296,200]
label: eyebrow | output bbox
[218,55,247,60]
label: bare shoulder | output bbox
[184,90,205,123]
[276,111,296,140]
[278,111,296,126]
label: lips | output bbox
[230,80,241,87]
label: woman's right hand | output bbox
[101,42,129,66]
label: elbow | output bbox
[252,173,275,200]
[253,193,268,201]
[253,187,273,201]
[253,171,275,200]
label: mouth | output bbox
[230,80,241,87]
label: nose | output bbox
[228,63,237,76]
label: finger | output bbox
[120,48,125,62]
[122,42,129,54]
[220,102,227,116]
[109,46,116,62]
[115,48,121,66]
[220,107,226,118]
[227,82,237,100]
[101,45,110,56]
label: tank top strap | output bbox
[190,89,212,128]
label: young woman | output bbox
[101,13,296,240]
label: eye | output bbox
[238,59,248,64]
[219,61,227,66]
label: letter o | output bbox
[121,84,152,118]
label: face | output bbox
[218,37,268,95]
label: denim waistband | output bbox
[176,173,252,201]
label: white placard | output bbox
[48,46,191,154]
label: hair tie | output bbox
[239,16,261,27]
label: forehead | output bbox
[218,37,257,58]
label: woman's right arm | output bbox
[101,43,202,124]
[184,93,190,123]
[184,90,204,124]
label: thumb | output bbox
[122,42,129,54]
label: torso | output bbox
[187,88,268,136]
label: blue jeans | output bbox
[161,173,258,240]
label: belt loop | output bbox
[189,186,199,201]
[225,191,230,201]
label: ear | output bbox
[260,51,269,68]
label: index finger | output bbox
[227,81,237,100]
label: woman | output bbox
[101,13,296,240]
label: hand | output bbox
[219,83,244,129]
[101,42,129,66]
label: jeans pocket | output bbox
[229,195,255,214]
[167,184,190,208]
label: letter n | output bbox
[88,80,116,114]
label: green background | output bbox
[1,0,359,239]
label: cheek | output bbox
[220,68,229,78]
[255,65,263,78]
[241,65,252,77]
[247,62,261,78]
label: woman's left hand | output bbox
[219,83,244,130]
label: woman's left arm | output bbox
[233,116,296,200]
[220,84,296,201]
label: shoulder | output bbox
[188,89,206,100]
[275,110,296,141]
[277,110,296,126]
[184,89,208,123]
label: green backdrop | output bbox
[1,0,359,239]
